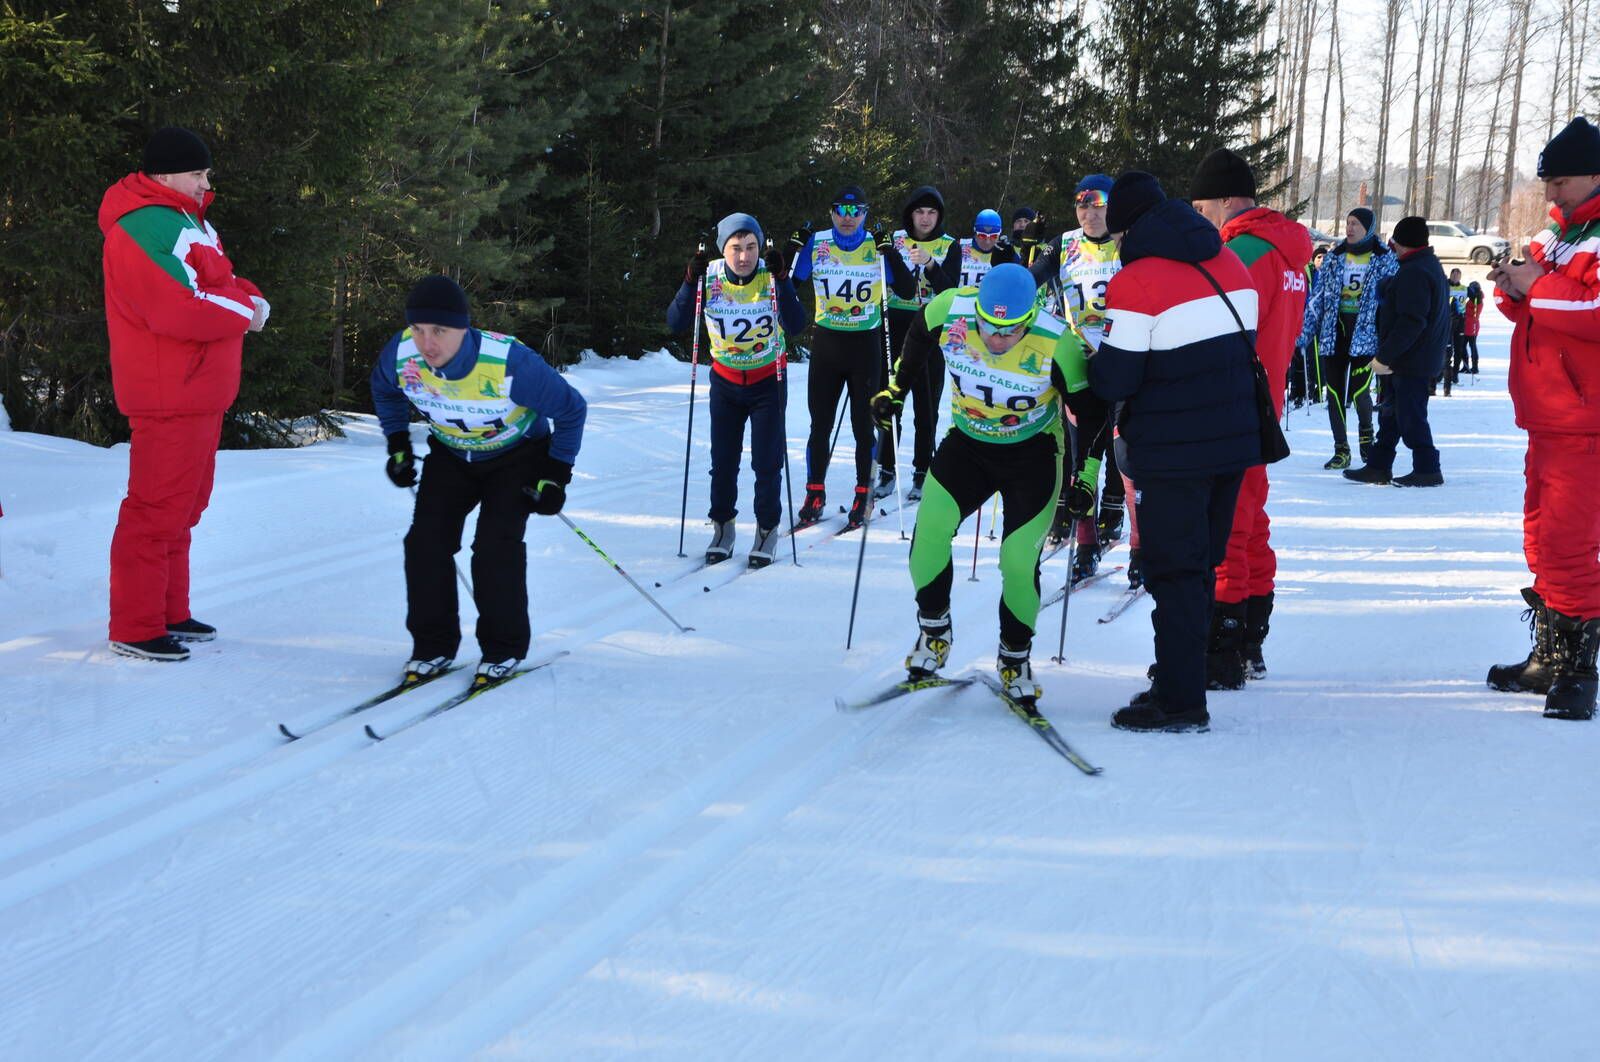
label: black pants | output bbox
[881,308,945,475]
[806,326,882,487]
[1464,334,1479,372]
[708,371,785,529]
[1370,373,1440,475]
[405,437,545,663]
[1322,322,1373,451]
[1137,471,1245,711]
[1451,332,1470,377]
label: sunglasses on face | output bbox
[975,228,1001,237]
[1075,190,1108,209]
[977,316,1029,338]
[832,203,866,217]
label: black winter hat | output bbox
[405,275,471,329]
[1189,148,1257,201]
[832,185,868,208]
[1347,207,1376,234]
[142,126,212,175]
[1106,171,1166,234]
[1012,205,1039,222]
[1391,216,1429,248]
[1537,117,1600,178]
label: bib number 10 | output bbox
[819,277,875,304]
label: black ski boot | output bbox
[1127,547,1144,589]
[1359,431,1374,463]
[842,484,870,531]
[1243,592,1273,680]
[796,483,826,528]
[1543,611,1599,721]
[1096,495,1125,548]
[1487,587,1554,694]
[1324,447,1352,470]
[1070,541,1100,584]
[1206,600,1248,691]
[906,611,952,679]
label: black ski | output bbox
[1097,586,1148,624]
[1039,564,1125,609]
[975,673,1103,775]
[835,673,976,713]
[364,651,571,741]
[277,666,462,741]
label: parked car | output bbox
[1425,220,1510,263]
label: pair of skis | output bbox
[276,651,569,743]
[836,671,1101,775]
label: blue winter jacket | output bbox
[1298,238,1398,359]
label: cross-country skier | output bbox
[371,275,587,686]
[870,263,1103,705]
[791,186,914,531]
[957,209,1019,291]
[667,213,806,567]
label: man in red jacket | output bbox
[1190,149,1311,688]
[100,127,268,661]
[1487,116,1600,720]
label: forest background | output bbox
[2,0,1595,445]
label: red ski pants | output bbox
[1214,464,1274,604]
[1524,431,1600,619]
[109,413,223,642]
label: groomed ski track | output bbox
[2,312,1598,1059]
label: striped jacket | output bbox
[98,173,264,416]
[1088,198,1263,478]
[1495,192,1600,434]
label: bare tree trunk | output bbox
[1497,0,1532,235]
[649,1,673,240]
[1310,0,1341,221]
[1423,0,1454,216]
[1445,0,1476,217]
[1289,0,1320,206]
[1474,22,1514,230]
[1546,6,1565,142]
[1404,0,1431,210]
[330,258,346,394]
[1572,0,1594,116]
[1372,0,1404,225]
[1334,19,1347,220]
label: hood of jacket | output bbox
[900,185,946,239]
[1118,198,1222,266]
[99,172,213,236]
[1221,207,1313,269]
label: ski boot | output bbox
[843,484,871,531]
[1487,588,1554,694]
[907,471,926,503]
[1206,600,1248,691]
[905,611,952,679]
[1070,541,1100,585]
[1243,592,1273,680]
[748,525,780,570]
[1127,547,1144,590]
[402,655,454,685]
[1543,611,1599,721]
[110,635,190,662]
[997,641,1041,704]
[1324,447,1351,470]
[1096,495,1125,548]
[871,468,896,501]
[475,657,520,687]
[1358,432,1374,463]
[705,519,736,565]
[796,483,826,528]
[167,617,217,642]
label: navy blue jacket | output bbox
[1376,247,1450,378]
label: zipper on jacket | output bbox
[1558,348,1586,404]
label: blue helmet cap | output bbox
[974,209,1003,234]
[1074,173,1113,196]
[976,263,1038,326]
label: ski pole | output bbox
[826,397,847,467]
[676,240,706,558]
[764,241,800,567]
[844,450,882,650]
[987,494,999,540]
[877,249,908,541]
[409,484,473,595]
[534,499,696,634]
[1051,537,1074,665]
[968,500,983,582]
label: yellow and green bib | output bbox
[1054,230,1120,345]
[1340,251,1372,315]
[396,330,538,454]
[958,239,1000,289]
[809,232,884,332]
[703,261,783,372]
[887,230,957,311]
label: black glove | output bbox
[1063,457,1100,521]
[525,458,574,516]
[384,432,417,488]
[685,247,708,286]
[764,242,789,282]
[787,225,811,261]
[870,382,904,432]
[872,230,895,256]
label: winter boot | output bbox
[1070,542,1101,585]
[1096,494,1125,548]
[403,655,454,685]
[109,635,190,662]
[1394,469,1444,487]
[997,641,1041,704]
[475,657,521,686]
[1111,687,1209,732]
[748,525,780,569]
[872,468,897,501]
[1206,600,1248,691]
[1243,592,1273,680]
[1358,432,1374,462]
[705,519,736,564]
[796,483,826,528]
[1323,447,1352,470]
[1487,587,1554,694]
[1343,463,1392,485]
[905,611,952,679]
[1543,611,1600,721]
[1127,547,1144,590]
[907,471,927,503]
[167,617,217,642]
[843,484,871,531]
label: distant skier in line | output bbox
[956,210,1018,294]
[666,213,807,567]
[371,275,587,686]
[871,264,1103,706]
[1443,267,1469,393]
[1462,279,1483,374]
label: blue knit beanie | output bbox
[716,213,764,254]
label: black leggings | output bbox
[805,326,883,488]
[881,308,945,475]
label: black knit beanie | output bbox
[1391,216,1429,248]
[1537,117,1600,178]
[1347,207,1376,235]
[1106,171,1166,234]
[405,275,471,329]
[1189,148,1257,201]
[142,127,212,175]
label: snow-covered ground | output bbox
[2,305,1597,1061]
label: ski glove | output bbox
[870,383,904,432]
[384,432,417,488]
[685,248,709,285]
[787,226,811,261]
[525,458,573,516]
[872,230,896,256]
[764,244,789,282]
[1064,457,1100,521]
